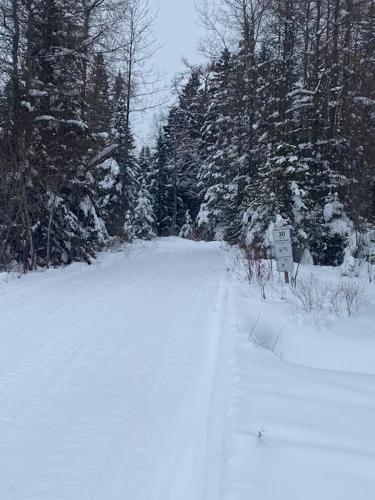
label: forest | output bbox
[0,0,374,271]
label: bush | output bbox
[242,242,272,300]
[337,280,368,316]
[291,273,367,316]
[290,274,329,313]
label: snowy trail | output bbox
[2,238,375,500]
[0,238,227,500]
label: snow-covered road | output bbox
[1,237,375,500]
[0,238,228,500]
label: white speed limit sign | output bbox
[273,227,294,274]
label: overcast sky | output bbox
[137,0,205,142]
[153,0,204,82]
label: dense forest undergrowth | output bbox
[0,0,374,272]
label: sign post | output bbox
[273,227,294,283]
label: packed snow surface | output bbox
[0,237,375,500]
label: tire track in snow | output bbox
[155,268,228,500]
[91,252,225,499]
[0,239,230,500]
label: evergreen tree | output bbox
[110,73,139,237]
[0,0,374,270]
[179,210,194,239]
[96,158,123,237]
[197,49,235,240]
[152,128,174,235]
[139,146,157,205]
[27,0,107,266]
[87,52,112,139]
[132,180,156,240]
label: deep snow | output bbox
[222,250,375,500]
[0,237,375,500]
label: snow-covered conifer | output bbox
[179,211,194,239]
[132,181,156,240]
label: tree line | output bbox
[0,0,156,271]
[0,0,374,271]
[151,0,374,265]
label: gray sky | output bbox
[137,0,205,143]
[153,0,204,78]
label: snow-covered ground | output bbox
[0,237,374,500]
[222,249,375,500]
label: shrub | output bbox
[291,273,367,316]
[242,243,273,300]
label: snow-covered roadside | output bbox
[222,249,375,500]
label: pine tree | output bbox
[175,71,205,222]
[96,158,123,237]
[152,128,174,235]
[197,49,234,240]
[1,0,374,270]
[150,72,206,236]
[27,0,107,266]
[179,210,194,239]
[132,180,156,240]
[87,52,112,139]
[249,144,312,255]
[110,73,139,237]
[139,146,155,196]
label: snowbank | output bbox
[221,249,375,500]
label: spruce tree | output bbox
[87,52,112,139]
[152,129,174,235]
[179,210,194,239]
[197,49,234,240]
[110,73,139,238]
[132,180,156,240]
[28,0,107,266]
[96,158,123,237]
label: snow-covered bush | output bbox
[312,193,352,266]
[123,211,135,242]
[341,251,360,278]
[196,196,216,241]
[339,228,375,278]
[364,231,375,264]
[130,181,156,241]
[179,210,194,239]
